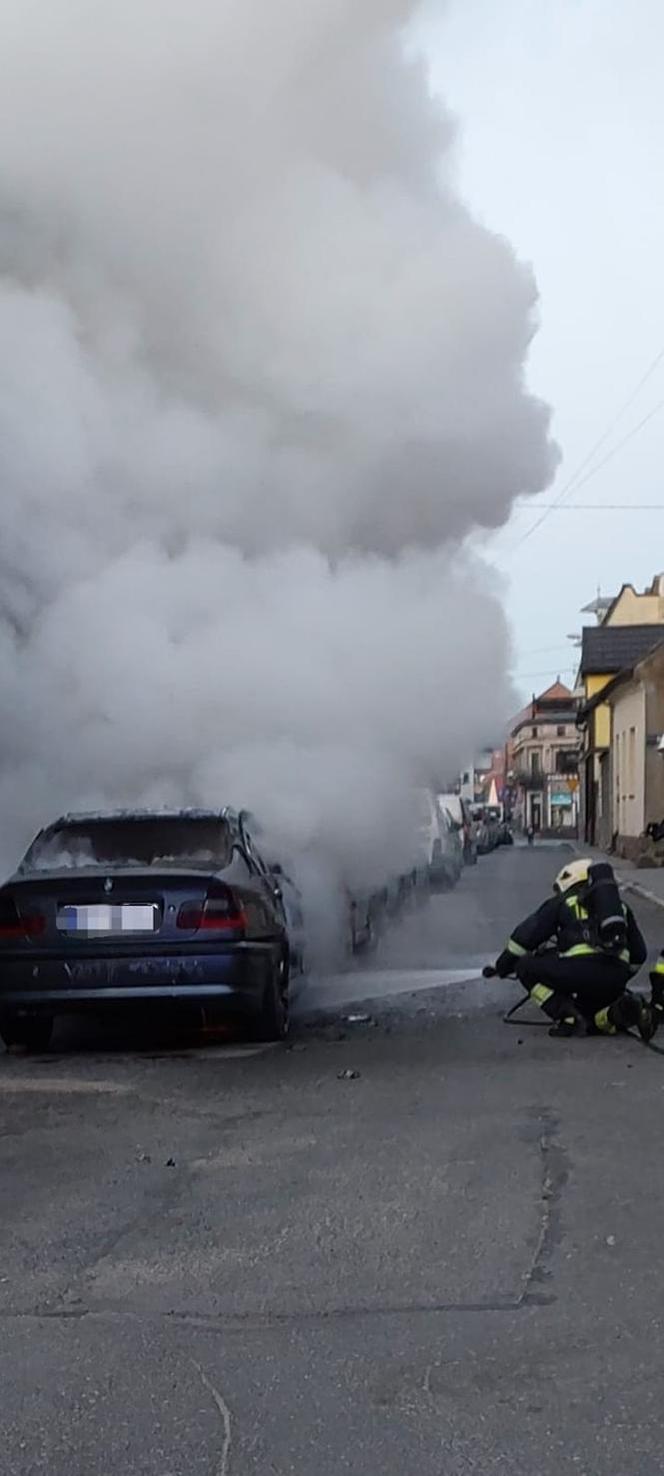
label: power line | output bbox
[556,396,664,498]
[511,502,664,511]
[507,344,664,553]
[519,643,578,655]
[515,668,577,679]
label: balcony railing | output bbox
[513,770,545,790]
[513,766,578,790]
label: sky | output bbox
[419,0,664,699]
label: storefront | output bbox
[548,779,578,832]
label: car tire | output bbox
[254,956,289,1042]
[0,1012,53,1053]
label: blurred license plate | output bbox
[57,904,157,934]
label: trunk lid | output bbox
[0,869,221,948]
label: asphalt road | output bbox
[2,844,664,1474]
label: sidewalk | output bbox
[573,840,664,911]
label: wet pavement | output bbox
[3,844,664,1474]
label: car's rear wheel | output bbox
[254,956,289,1042]
[0,1012,53,1053]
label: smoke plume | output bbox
[0,1,557,920]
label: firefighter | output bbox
[486,857,655,1040]
[649,950,664,1027]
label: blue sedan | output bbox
[0,808,290,1051]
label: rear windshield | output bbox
[20,818,233,873]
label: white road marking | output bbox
[0,1077,131,1094]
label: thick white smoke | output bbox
[0,1,557,920]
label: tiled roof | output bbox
[580,623,664,675]
[536,680,573,701]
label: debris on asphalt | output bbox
[165,1157,176,1167]
[337,1068,361,1080]
[287,1042,307,1053]
[606,1235,617,1247]
[343,1013,373,1025]
[136,1152,151,1164]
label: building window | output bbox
[531,750,541,776]
[556,725,565,737]
[531,727,538,739]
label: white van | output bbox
[411,789,462,891]
[437,792,477,866]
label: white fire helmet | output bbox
[554,858,591,894]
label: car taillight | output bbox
[177,884,246,934]
[0,895,46,940]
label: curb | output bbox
[624,880,664,913]
[572,841,664,912]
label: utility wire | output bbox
[553,396,664,499]
[511,502,664,511]
[519,643,579,655]
[507,344,664,553]
[515,668,578,680]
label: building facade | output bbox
[577,620,664,846]
[508,682,579,834]
[587,640,664,857]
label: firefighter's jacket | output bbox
[494,888,647,977]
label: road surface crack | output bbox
[192,1359,233,1476]
[519,1108,568,1306]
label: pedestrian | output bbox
[484,857,655,1040]
[526,825,535,846]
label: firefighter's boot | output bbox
[596,992,658,1043]
[650,962,664,1028]
[528,983,586,1038]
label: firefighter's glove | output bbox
[493,949,517,979]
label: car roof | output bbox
[51,807,238,827]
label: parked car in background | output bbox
[474,818,492,855]
[347,885,384,954]
[437,792,477,865]
[470,804,498,855]
[0,808,291,1051]
[436,803,464,887]
[410,788,460,893]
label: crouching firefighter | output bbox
[649,950,664,1027]
[486,858,656,1040]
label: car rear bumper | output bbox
[0,944,278,1013]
